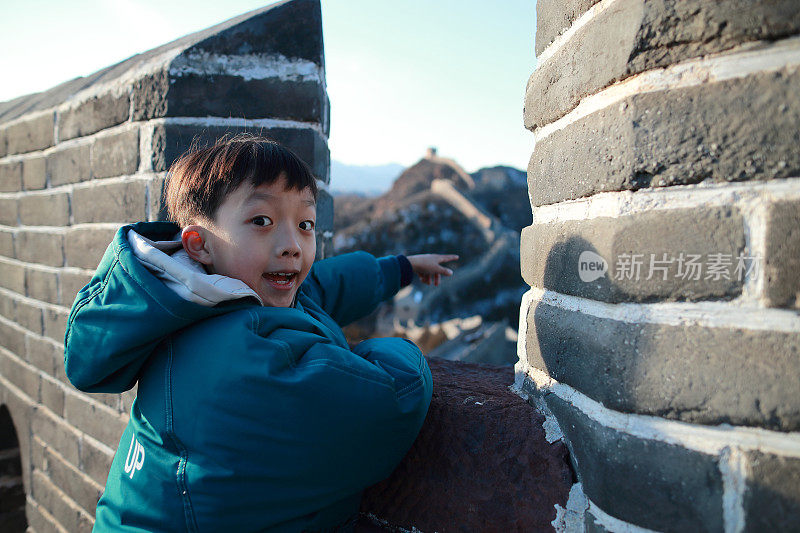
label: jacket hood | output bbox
[64,221,259,393]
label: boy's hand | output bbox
[407,254,459,286]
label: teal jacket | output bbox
[64,222,432,532]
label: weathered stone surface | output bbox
[72,180,147,224]
[39,441,101,516]
[4,113,55,155]
[19,192,70,226]
[130,70,169,121]
[0,321,26,357]
[26,269,59,305]
[0,197,18,226]
[63,393,127,450]
[61,272,92,307]
[16,230,64,267]
[529,69,800,206]
[538,389,724,532]
[91,128,139,179]
[743,451,800,532]
[584,513,612,533]
[152,124,329,182]
[79,435,114,488]
[522,207,745,302]
[26,335,59,376]
[0,261,25,294]
[31,469,90,533]
[47,143,92,186]
[22,155,47,190]
[148,174,167,221]
[0,160,22,192]
[167,77,325,123]
[0,349,40,403]
[15,299,43,335]
[43,307,67,343]
[65,227,116,270]
[526,300,800,431]
[0,228,13,257]
[525,0,800,129]
[765,199,800,309]
[40,375,66,418]
[535,0,600,55]
[57,93,130,141]
[361,358,572,532]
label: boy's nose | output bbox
[276,228,301,257]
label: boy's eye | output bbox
[252,216,273,227]
[299,220,314,231]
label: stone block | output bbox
[47,142,92,186]
[91,128,139,179]
[526,300,800,431]
[25,335,59,375]
[43,307,68,344]
[0,318,26,356]
[19,192,70,226]
[79,435,114,488]
[529,69,800,206]
[16,230,64,267]
[765,199,800,309]
[743,451,800,532]
[26,268,60,305]
[0,260,25,294]
[58,92,130,141]
[5,113,55,155]
[41,442,102,515]
[72,180,147,224]
[40,375,66,417]
[149,174,167,221]
[31,409,79,467]
[31,469,85,533]
[15,299,43,335]
[153,124,329,183]
[22,154,47,190]
[64,393,127,449]
[61,271,92,307]
[0,197,18,226]
[0,348,40,403]
[525,0,800,129]
[167,76,326,123]
[64,227,116,270]
[130,69,169,121]
[0,293,14,321]
[522,207,745,302]
[544,391,724,532]
[535,0,600,55]
[0,228,14,257]
[26,499,64,533]
[0,160,22,192]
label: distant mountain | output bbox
[330,161,405,195]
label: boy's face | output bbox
[198,175,316,307]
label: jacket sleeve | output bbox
[300,251,402,326]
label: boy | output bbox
[64,136,457,532]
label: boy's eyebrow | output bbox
[246,191,316,207]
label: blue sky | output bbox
[0,0,537,172]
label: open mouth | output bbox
[263,272,297,288]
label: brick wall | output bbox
[0,1,328,530]
[517,1,800,531]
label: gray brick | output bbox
[64,227,116,270]
[153,124,329,182]
[148,174,167,221]
[58,92,130,141]
[0,125,7,158]
[26,335,60,375]
[130,69,169,121]
[47,143,92,186]
[0,228,14,257]
[526,301,800,431]
[765,199,800,309]
[529,69,800,206]
[19,192,70,226]
[535,0,599,55]
[522,207,745,302]
[743,451,800,532]
[26,499,65,533]
[525,0,800,129]
[0,318,26,356]
[537,388,724,532]
[31,409,80,467]
[16,230,64,267]
[61,271,92,307]
[0,197,19,225]
[79,436,114,488]
[0,260,25,293]
[0,293,14,321]
[26,268,60,305]
[31,469,84,533]
[40,375,66,417]
[5,113,55,155]
[40,438,102,516]
[167,76,326,123]
[0,348,41,401]
[0,160,22,192]
[91,128,139,179]
[72,180,147,224]
[43,307,68,344]
[64,393,127,449]
[23,154,47,190]
[15,298,43,335]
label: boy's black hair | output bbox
[165,134,318,226]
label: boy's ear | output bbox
[181,225,213,266]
